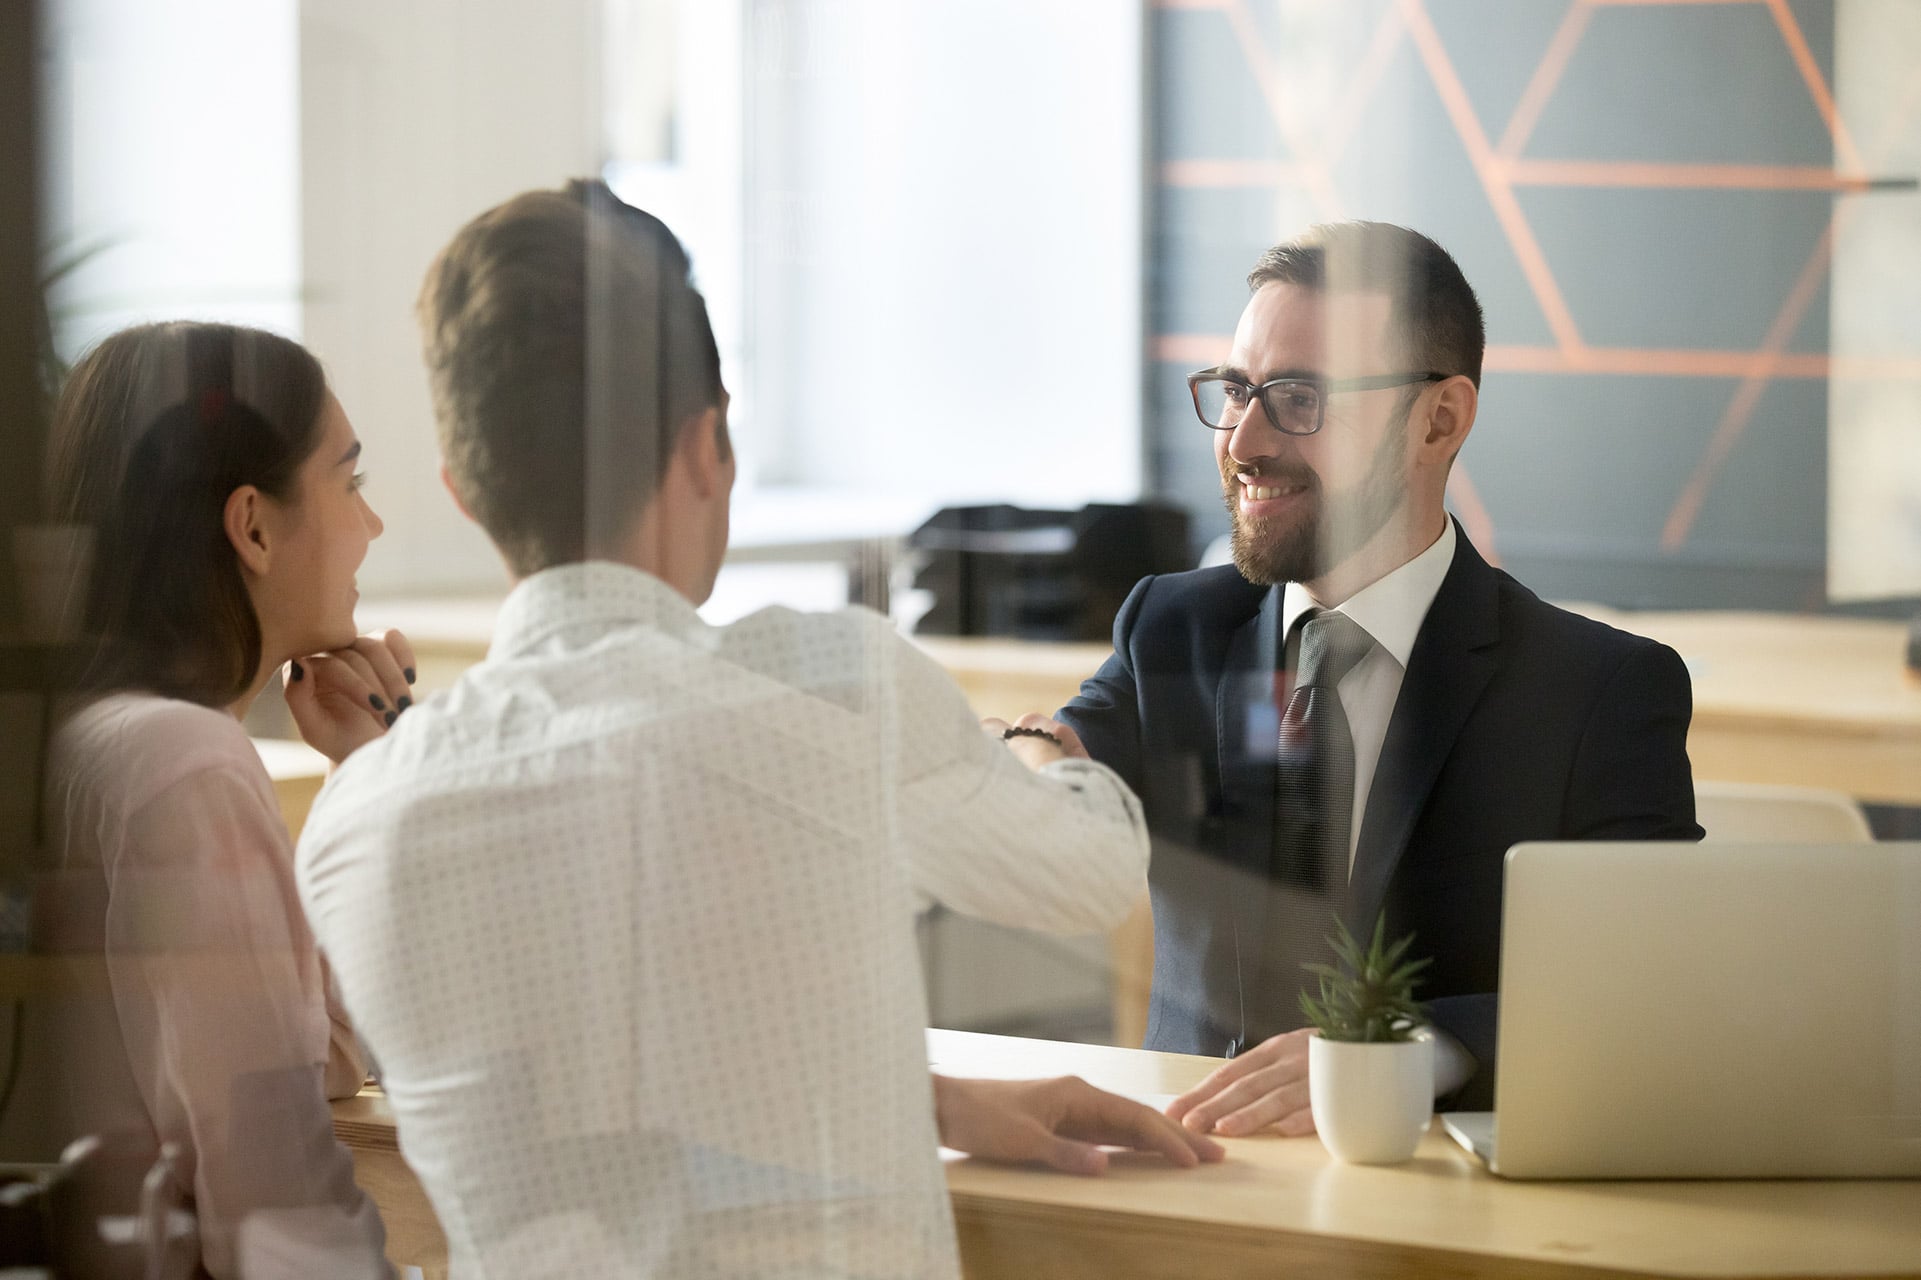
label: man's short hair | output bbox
[1247,222,1485,388]
[419,179,726,576]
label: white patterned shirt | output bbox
[296,562,1147,1279]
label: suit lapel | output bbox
[1346,524,1503,933]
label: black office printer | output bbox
[908,503,1191,642]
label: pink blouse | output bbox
[37,692,387,1278]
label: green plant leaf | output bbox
[1296,910,1432,1042]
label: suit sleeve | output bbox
[1055,575,1155,793]
[1433,638,1701,1107]
[1565,639,1703,842]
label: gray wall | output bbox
[1147,0,1849,610]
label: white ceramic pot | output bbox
[1308,1031,1434,1164]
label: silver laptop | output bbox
[1443,841,1921,1179]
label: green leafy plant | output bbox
[1298,912,1432,1043]
[37,236,118,405]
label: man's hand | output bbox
[933,1074,1225,1176]
[284,629,418,765]
[979,712,1091,771]
[1164,1028,1316,1137]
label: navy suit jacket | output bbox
[1058,523,1701,1107]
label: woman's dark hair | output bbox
[47,322,330,707]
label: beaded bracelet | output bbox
[1001,726,1063,747]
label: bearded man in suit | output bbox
[1057,221,1702,1130]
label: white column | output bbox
[299,0,603,595]
[1827,0,1921,602]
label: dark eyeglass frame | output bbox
[1186,369,1450,435]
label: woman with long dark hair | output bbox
[35,321,408,1277]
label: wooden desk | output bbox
[253,737,330,842]
[908,636,1112,725]
[331,1090,451,1280]
[332,1030,1921,1280]
[1604,611,1921,807]
[931,1031,1921,1279]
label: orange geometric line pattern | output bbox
[1399,0,1586,354]
[1151,0,1902,557]
[1220,0,1345,218]
[1155,335,1921,381]
[1166,159,1885,193]
[1324,5,1408,162]
[1499,159,1885,191]
[1497,0,1595,158]
[1655,18,1921,547]
[1662,216,1838,548]
[1765,0,1862,172]
[1659,0,1861,544]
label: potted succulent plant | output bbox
[1300,913,1435,1164]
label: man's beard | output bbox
[1223,414,1410,587]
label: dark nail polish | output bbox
[290,661,304,682]
[403,667,416,685]
[397,696,412,711]
[370,694,386,711]
[383,710,397,727]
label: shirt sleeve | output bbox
[320,950,372,1100]
[887,628,1149,935]
[1430,1026,1478,1098]
[105,763,388,1279]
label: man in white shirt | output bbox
[1057,222,1701,1131]
[296,180,1218,1279]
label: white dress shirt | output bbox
[1279,518,1456,875]
[1279,521,1475,1092]
[296,562,1148,1279]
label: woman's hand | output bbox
[284,629,418,765]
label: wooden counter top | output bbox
[930,1030,1921,1280]
[334,1029,1921,1280]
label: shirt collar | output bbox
[491,560,703,660]
[1279,519,1457,670]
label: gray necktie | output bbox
[1273,609,1374,893]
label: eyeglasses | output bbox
[1186,369,1449,436]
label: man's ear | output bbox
[1420,376,1478,465]
[677,404,729,501]
[223,485,272,577]
[440,462,475,522]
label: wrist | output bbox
[931,1073,962,1144]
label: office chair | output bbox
[1694,780,1874,843]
